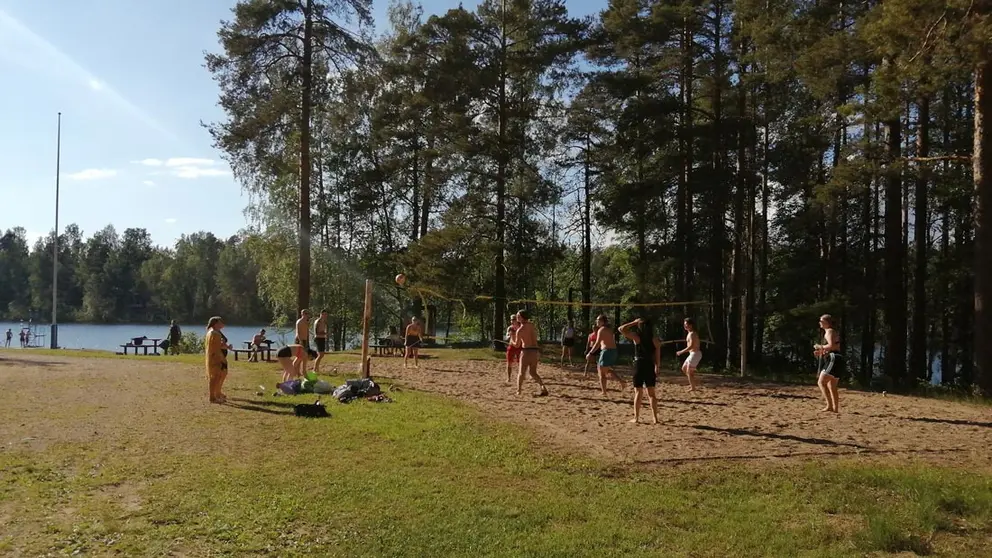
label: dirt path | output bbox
[2,352,990,470]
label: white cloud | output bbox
[165,157,214,167]
[173,166,228,179]
[164,218,177,224]
[65,168,117,181]
[135,156,229,179]
[87,78,104,91]
[142,180,155,187]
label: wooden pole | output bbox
[361,279,372,378]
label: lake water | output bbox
[0,321,290,352]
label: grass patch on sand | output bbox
[1,359,990,556]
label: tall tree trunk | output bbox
[732,51,748,374]
[411,139,420,241]
[974,59,992,396]
[940,90,954,384]
[679,10,695,302]
[910,96,930,381]
[755,119,769,364]
[582,136,592,332]
[420,136,434,239]
[861,119,878,383]
[709,0,727,370]
[884,109,907,389]
[492,27,508,342]
[297,0,314,314]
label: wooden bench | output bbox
[232,347,273,362]
[120,343,160,356]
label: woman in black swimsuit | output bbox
[618,317,661,424]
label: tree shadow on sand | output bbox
[690,424,867,449]
[903,416,992,429]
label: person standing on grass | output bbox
[293,309,311,370]
[560,321,575,367]
[404,316,423,369]
[618,317,661,424]
[505,314,522,384]
[168,320,182,355]
[675,318,701,392]
[514,310,549,397]
[813,314,842,413]
[587,314,626,395]
[205,316,232,404]
[313,310,329,373]
[4,328,11,348]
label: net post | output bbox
[361,278,372,378]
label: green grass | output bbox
[0,345,504,365]
[1,358,991,556]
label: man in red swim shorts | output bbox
[505,314,521,384]
[584,328,599,375]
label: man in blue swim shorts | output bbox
[586,314,626,395]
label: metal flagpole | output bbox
[51,112,61,349]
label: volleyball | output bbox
[395,273,406,286]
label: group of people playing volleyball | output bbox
[505,311,843,422]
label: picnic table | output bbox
[233,340,273,362]
[120,338,163,356]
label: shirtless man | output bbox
[586,314,626,395]
[404,317,423,369]
[505,315,522,383]
[249,328,267,362]
[312,309,329,373]
[813,314,842,413]
[513,310,548,396]
[293,309,311,370]
[675,317,701,391]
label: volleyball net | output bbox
[369,281,713,349]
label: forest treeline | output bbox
[0,225,268,325]
[3,0,990,394]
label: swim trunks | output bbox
[598,348,617,367]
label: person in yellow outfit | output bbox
[205,316,232,403]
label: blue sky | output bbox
[0,0,600,248]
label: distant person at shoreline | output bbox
[168,320,182,355]
[4,328,11,348]
[205,316,232,404]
